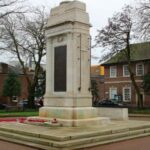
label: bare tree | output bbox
[0,0,25,56]
[95,5,143,108]
[137,0,150,40]
[1,7,47,107]
[137,0,150,99]
[0,0,24,19]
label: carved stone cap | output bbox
[46,0,90,28]
[60,1,71,5]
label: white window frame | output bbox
[110,66,117,78]
[123,87,131,102]
[109,87,117,99]
[123,65,130,77]
[136,63,144,76]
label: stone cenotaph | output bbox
[39,0,109,126]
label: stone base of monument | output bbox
[97,107,128,120]
[0,120,150,150]
[27,116,110,127]
[28,107,111,127]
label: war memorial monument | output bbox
[0,1,149,150]
[39,0,110,127]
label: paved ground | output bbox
[129,116,150,121]
[0,140,37,150]
[0,117,149,150]
[0,136,150,150]
[87,136,150,150]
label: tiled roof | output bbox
[102,42,150,65]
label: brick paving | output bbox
[0,136,150,150]
[87,136,150,150]
[0,140,37,150]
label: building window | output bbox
[12,96,18,102]
[123,87,131,102]
[136,63,144,76]
[109,88,117,99]
[123,65,130,77]
[110,66,117,78]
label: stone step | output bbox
[73,132,150,150]
[69,124,150,140]
[0,123,150,142]
[0,130,53,146]
[0,125,65,141]
[0,135,53,150]
[51,128,150,148]
[0,126,150,149]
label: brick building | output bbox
[101,42,150,107]
[0,62,33,105]
[91,65,105,101]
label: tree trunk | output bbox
[128,64,143,109]
[28,84,36,108]
[126,33,143,109]
[7,97,11,105]
[27,75,39,108]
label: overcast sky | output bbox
[28,0,134,37]
[1,0,135,65]
[28,0,134,29]
[28,0,134,65]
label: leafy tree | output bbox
[95,5,143,108]
[3,72,21,103]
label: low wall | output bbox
[97,107,128,120]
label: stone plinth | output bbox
[39,107,110,126]
[97,107,128,120]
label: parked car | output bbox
[18,99,28,109]
[96,99,121,107]
[0,103,6,109]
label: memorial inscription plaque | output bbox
[54,45,67,92]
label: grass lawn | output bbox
[1,107,150,117]
[0,109,39,117]
[129,108,150,114]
